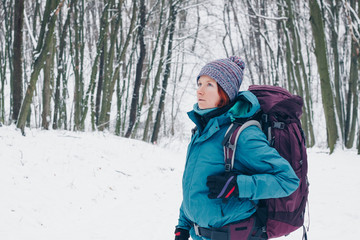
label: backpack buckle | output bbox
[194,223,200,236]
[225,142,235,150]
[273,122,285,129]
[225,163,231,172]
[262,114,268,123]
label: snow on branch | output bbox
[23,9,37,48]
[343,1,360,47]
[246,0,287,21]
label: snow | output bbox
[1,125,360,240]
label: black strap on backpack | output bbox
[222,120,269,238]
[222,120,262,172]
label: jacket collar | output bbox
[188,91,260,132]
[188,102,234,132]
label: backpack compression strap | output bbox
[223,120,262,172]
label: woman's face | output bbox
[197,75,221,109]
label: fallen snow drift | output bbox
[1,126,359,239]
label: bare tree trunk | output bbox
[343,0,359,148]
[309,0,338,153]
[282,14,295,91]
[42,35,55,129]
[284,0,300,93]
[247,0,265,85]
[121,57,135,135]
[151,0,179,143]
[2,0,14,121]
[95,45,105,126]
[191,0,200,52]
[357,0,360,155]
[229,0,255,84]
[132,0,164,138]
[222,2,235,57]
[344,39,359,148]
[358,129,360,155]
[72,0,85,131]
[12,0,24,122]
[32,0,40,39]
[16,0,63,134]
[329,0,345,141]
[115,62,123,136]
[276,2,284,87]
[82,3,109,130]
[300,7,315,147]
[53,0,76,129]
[35,0,55,54]
[284,0,315,147]
[96,1,112,131]
[143,11,170,142]
[0,50,5,124]
[125,0,146,138]
[98,0,135,131]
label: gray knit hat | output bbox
[197,56,245,101]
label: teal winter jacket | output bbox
[177,91,299,239]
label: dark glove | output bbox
[207,172,239,200]
[174,228,189,240]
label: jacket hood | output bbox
[228,91,260,120]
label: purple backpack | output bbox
[223,85,309,239]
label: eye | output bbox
[207,82,214,87]
[197,82,202,87]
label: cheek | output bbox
[211,90,221,103]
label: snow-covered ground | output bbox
[1,125,360,240]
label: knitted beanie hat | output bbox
[197,56,245,101]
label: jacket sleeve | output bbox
[176,202,193,230]
[234,126,300,200]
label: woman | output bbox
[174,56,299,240]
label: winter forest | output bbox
[0,0,359,154]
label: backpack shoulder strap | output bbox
[223,120,262,172]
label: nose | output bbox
[197,85,204,95]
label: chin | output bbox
[199,105,211,109]
[198,102,215,109]
[198,103,205,109]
